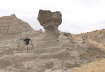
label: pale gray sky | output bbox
[0,0,105,34]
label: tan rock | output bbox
[0,14,33,35]
[0,14,33,40]
[37,10,62,39]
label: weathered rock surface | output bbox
[0,14,33,40]
[37,10,62,40]
[0,10,105,72]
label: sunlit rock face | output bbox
[37,10,62,40]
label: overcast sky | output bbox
[0,0,105,34]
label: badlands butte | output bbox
[0,10,105,72]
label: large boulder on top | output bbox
[37,10,62,39]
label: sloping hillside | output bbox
[71,58,105,72]
[0,13,105,72]
[0,30,104,72]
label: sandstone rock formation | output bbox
[0,10,105,72]
[0,14,33,39]
[37,10,62,39]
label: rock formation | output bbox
[0,14,33,34]
[0,14,33,39]
[0,10,104,72]
[37,10,62,39]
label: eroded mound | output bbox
[0,10,105,72]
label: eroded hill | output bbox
[0,10,105,72]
